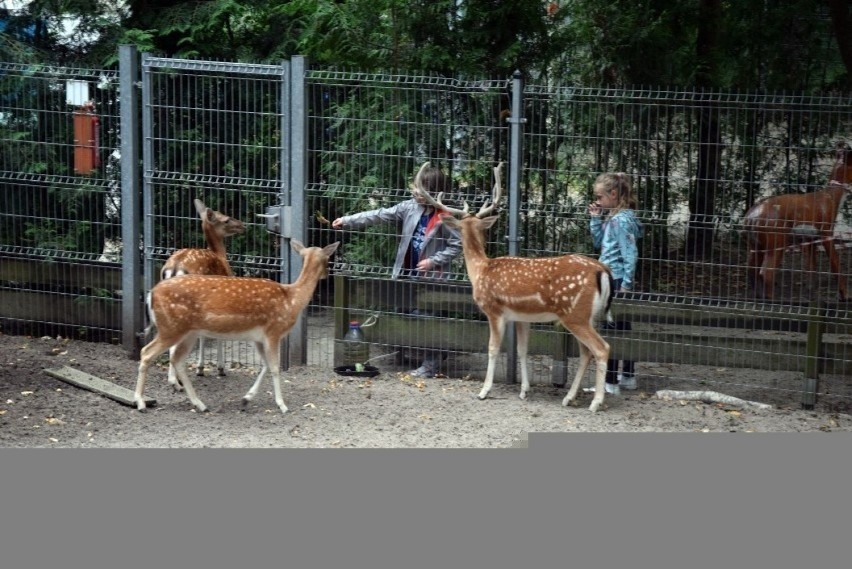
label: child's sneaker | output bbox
[618,373,637,390]
[408,364,435,378]
[583,382,621,395]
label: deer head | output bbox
[412,161,505,220]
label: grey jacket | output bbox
[339,199,462,280]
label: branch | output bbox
[655,390,773,410]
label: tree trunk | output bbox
[686,0,722,259]
[828,0,852,87]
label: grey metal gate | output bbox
[126,47,309,368]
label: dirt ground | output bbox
[2,331,852,448]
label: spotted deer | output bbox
[744,144,852,300]
[161,198,245,381]
[135,240,340,413]
[414,162,615,412]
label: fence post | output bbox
[119,45,143,359]
[505,70,526,384]
[802,302,826,409]
[285,55,309,367]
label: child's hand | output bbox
[416,258,435,272]
[331,218,344,229]
[588,202,603,216]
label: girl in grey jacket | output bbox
[332,164,462,377]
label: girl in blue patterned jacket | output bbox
[589,172,644,394]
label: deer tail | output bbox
[596,269,616,324]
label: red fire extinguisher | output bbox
[73,101,100,175]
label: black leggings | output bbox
[602,320,634,384]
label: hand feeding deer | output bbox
[414,162,616,412]
[160,198,245,384]
[135,240,340,413]
[743,144,852,301]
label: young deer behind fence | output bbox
[160,198,245,381]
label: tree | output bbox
[829,0,852,86]
[687,0,722,260]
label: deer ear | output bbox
[480,216,499,229]
[194,199,208,216]
[291,239,305,252]
[323,241,340,256]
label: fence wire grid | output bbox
[1,55,851,411]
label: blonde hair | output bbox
[595,172,637,212]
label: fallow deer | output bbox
[414,162,616,412]
[743,144,852,300]
[135,240,340,413]
[161,198,245,382]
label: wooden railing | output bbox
[332,274,852,406]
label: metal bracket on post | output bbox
[258,204,292,237]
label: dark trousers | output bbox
[602,320,634,384]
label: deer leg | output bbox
[800,242,819,301]
[761,249,783,299]
[515,321,531,400]
[167,346,184,391]
[172,334,208,412]
[264,338,288,414]
[242,341,269,405]
[563,324,610,413]
[195,337,206,376]
[746,248,764,297]
[822,239,848,300]
[135,334,177,411]
[216,340,227,376]
[563,342,591,408]
[478,316,506,400]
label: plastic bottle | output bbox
[342,320,370,368]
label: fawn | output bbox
[136,240,340,413]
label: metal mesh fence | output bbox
[0,62,122,341]
[141,57,289,372]
[513,85,852,409]
[1,55,850,411]
[304,70,515,379]
[306,73,852,411]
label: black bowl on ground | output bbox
[334,365,381,378]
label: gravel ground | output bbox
[2,332,852,448]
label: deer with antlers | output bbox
[135,240,340,413]
[743,144,852,301]
[160,198,245,383]
[413,162,616,412]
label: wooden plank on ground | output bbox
[44,366,155,408]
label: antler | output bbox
[411,161,470,217]
[476,162,505,218]
[412,161,505,219]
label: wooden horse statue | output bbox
[743,143,852,301]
